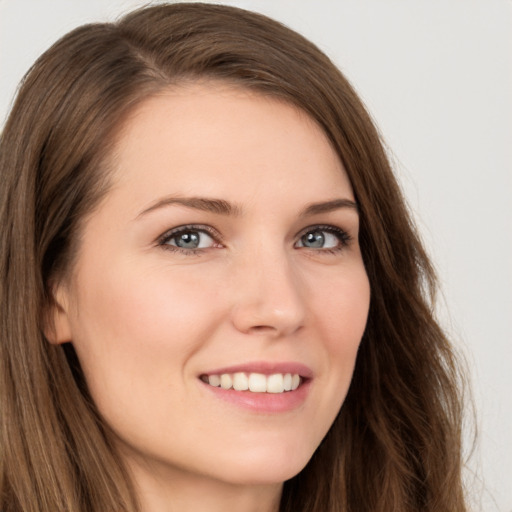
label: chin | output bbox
[208,445,314,486]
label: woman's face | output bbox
[52,83,370,489]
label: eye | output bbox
[295,226,350,251]
[158,225,220,252]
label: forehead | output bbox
[106,82,353,209]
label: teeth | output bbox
[208,375,221,387]
[220,374,232,390]
[248,373,267,392]
[233,372,249,391]
[267,373,284,393]
[205,372,302,393]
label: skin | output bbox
[50,83,371,512]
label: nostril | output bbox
[250,325,276,333]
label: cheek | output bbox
[75,259,217,342]
[68,261,222,409]
[314,264,370,345]
[311,264,370,390]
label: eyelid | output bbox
[155,223,351,253]
[157,224,223,247]
[294,224,352,248]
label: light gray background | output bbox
[1,1,510,510]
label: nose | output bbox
[229,248,306,338]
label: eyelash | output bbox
[157,224,352,256]
[157,224,222,256]
[301,224,352,255]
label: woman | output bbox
[0,3,468,511]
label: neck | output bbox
[126,455,283,512]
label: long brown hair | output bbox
[0,3,468,511]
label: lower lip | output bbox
[200,379,311,413]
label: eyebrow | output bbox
[136,195,358,219]
[299,198,358,217]
[137,196,242,218]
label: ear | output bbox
[44,283,73,345]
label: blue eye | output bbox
[296,227,349,250]
[160,226,217,251]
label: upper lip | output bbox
[200,361,313,379]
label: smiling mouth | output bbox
[200,372,303,394]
